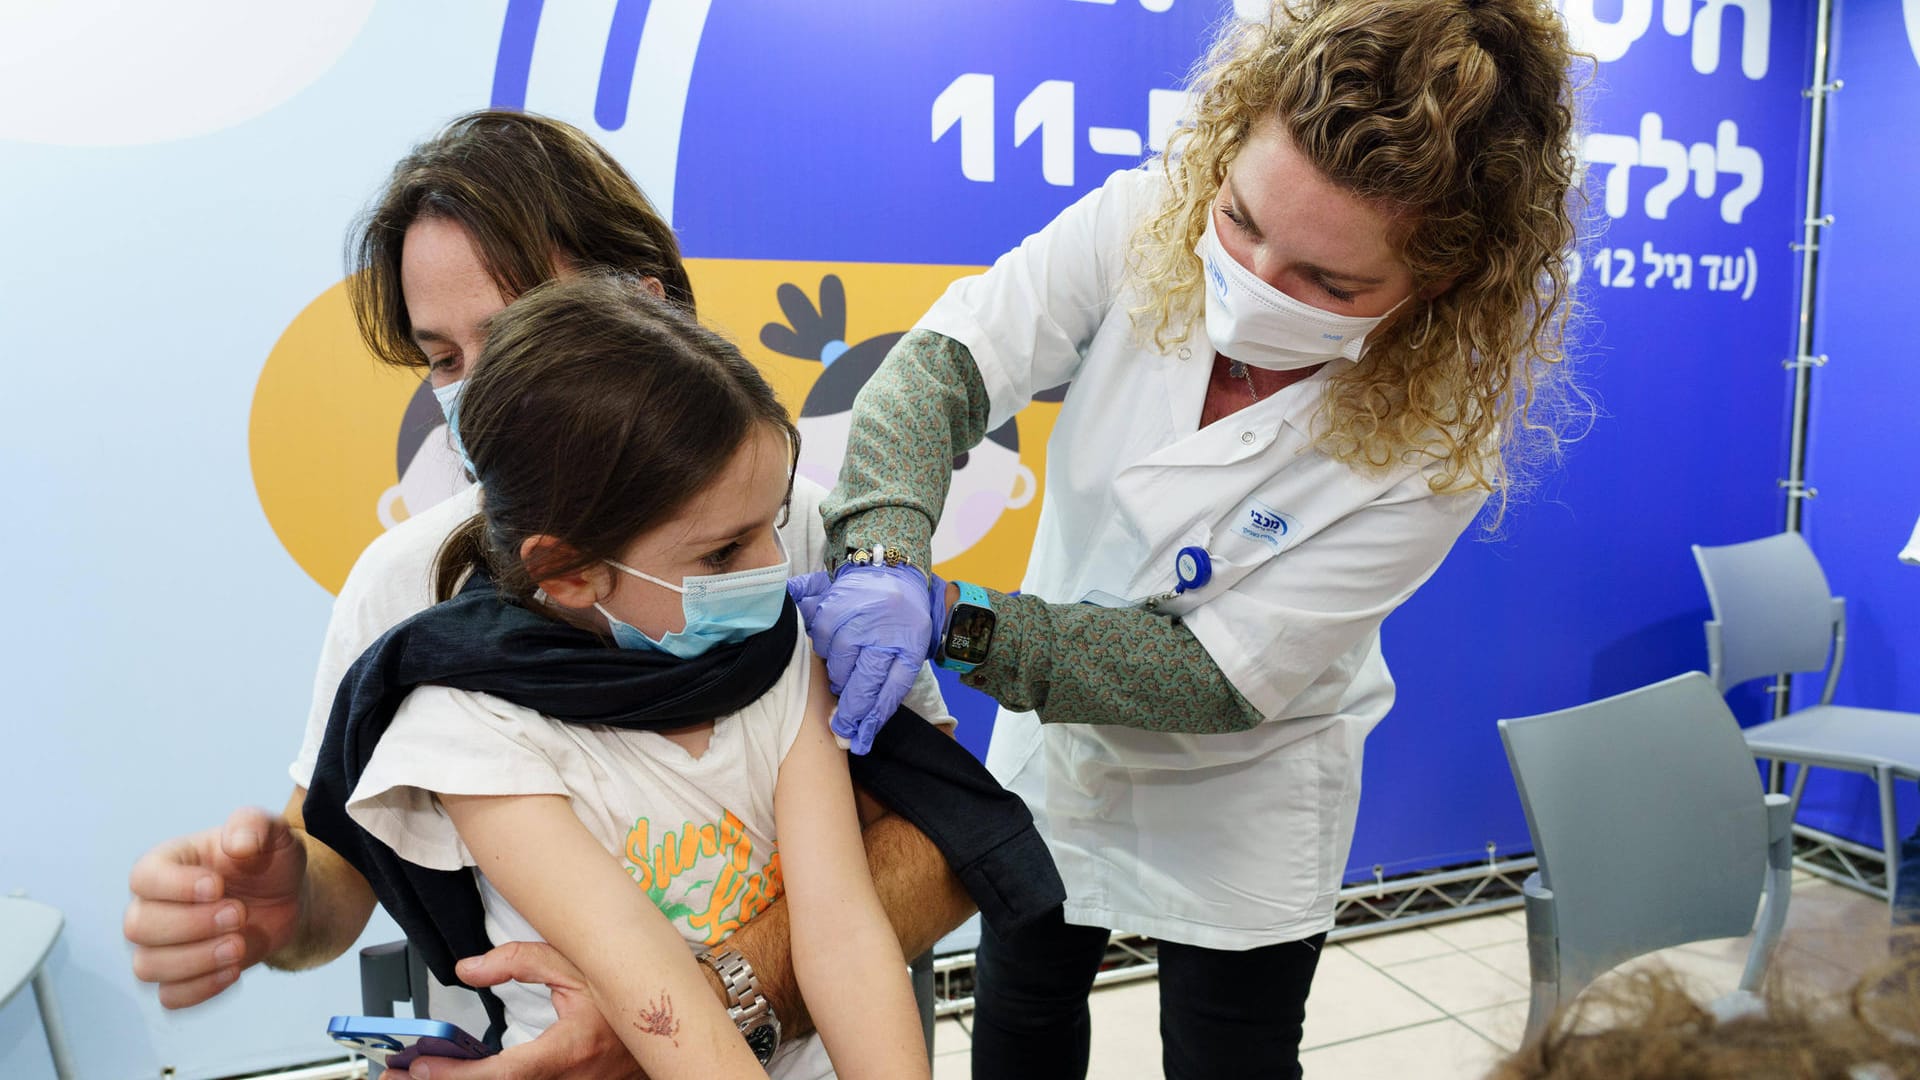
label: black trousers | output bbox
[971,906,1326,1079]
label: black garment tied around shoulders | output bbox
[303,569,1064,1046]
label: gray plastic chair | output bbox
[1498,672,1793,1045]
[0,896,77,1080]
[1694,531,1920,903]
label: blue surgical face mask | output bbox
[432,378,476,477]
[594,536,791,659]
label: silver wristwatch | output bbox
[697,948,780,1066]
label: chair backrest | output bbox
[1498,672,1770,994]
[0,896,76,1079]
[0,897,63,1011]
[1692,532,1838,691]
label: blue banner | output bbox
[1792,0,1920,850]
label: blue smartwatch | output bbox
[936,581,996,674]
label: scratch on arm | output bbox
[634,991,681,1047]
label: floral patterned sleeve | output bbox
[821,330,1266,734]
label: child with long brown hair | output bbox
[327,272,933,1080]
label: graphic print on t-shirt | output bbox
[624,810,782,946]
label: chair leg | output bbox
[360,941,412,1018]
[1788,763,1812,822]
[1742,794,1795,993]
[408,943,431,1020]
[1520,875,1560,1047]
[911,949,935,1065]
[1882,767,1901,910]
[1522,965,1559,1048]
[30,968,77,1080]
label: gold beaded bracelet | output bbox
[843,543,919,575]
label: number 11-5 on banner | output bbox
[932,74,1194,186]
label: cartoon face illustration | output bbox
[936,428,1035,557]
[793,408,853,494]
[376,381,472,528]
[765,275,1053,565]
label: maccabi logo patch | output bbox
[1234,498,1294,549]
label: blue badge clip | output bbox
[1173,546,1212,595]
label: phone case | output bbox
[327,1015,495,1068]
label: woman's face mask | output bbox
[1195,215,1404,371]
[595,535,791,659]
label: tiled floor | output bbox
[929,872,1892,1079]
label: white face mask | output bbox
[1194,215,1403,371]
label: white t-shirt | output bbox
[346,625,833,1079]
[290,475,953,789]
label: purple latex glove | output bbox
[786,563,950,754]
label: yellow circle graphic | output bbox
[250,279,426,594]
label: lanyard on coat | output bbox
[1078,545,1213,611]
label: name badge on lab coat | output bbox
[1226,497,1298,555]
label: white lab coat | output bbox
[919,168,1488,949]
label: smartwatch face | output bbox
[945,604,996,666]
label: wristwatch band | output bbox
[951,580,989,612]
[697,948,780,1065]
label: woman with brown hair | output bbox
[792,1,1585,1075]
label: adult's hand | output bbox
[125,806,307,1008]
[787,564,947,754]
[389,941,645,1080]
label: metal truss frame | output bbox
[1791,822,1890,899]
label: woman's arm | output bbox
[440,793,763,1080]
[773,656,930,1079]
[822,171,1152,564]
[812,331,1265,735]
[811,171,1159,739]
[821,329,991,567]
[955,589,1268,732]
[952,472,1487,730]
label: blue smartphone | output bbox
[327,1015,496,1069]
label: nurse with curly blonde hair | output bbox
[791,2,1586,1075]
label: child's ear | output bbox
[519,534,609,608]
